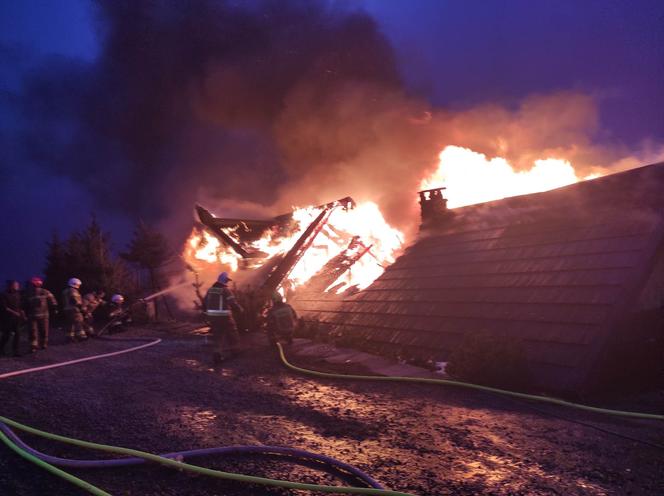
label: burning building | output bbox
[291,162,664,394]
[183,153,664,394]
[185,197,404,298]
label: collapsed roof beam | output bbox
[195,205,263,259]
[196,196,356,261]
[261,197,354,294]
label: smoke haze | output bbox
[7,0,664,267]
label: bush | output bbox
[446,332,530,390]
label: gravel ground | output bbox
[0,324,663,495]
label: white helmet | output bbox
[68,278,82,289]
[111,294,125,304]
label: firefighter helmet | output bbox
[271,291,283,303]
[217,272,232,284]
[30,276,43,287]
[111,294,124,304]
[68,278,82,289]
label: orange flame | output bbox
[422,145,601,208]
[184,145,603,295]
[183,201,404,293]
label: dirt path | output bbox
[1,326,662,495]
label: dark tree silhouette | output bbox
[122,221,173,317]
[43,232,68,294]
[43,217,135,299]
[122,221,172,287]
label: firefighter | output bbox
[266,291,297,346]
[107,294,131,333]
[82,289,106,337]
[0,280,26,356]
[25,276,58,352]
[203,272,243,363]
[62,278,87,342]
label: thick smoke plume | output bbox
[20,0,663,250]
[21,0,404,232]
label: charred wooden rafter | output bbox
[301,236,373,293]
[196,196,357,293]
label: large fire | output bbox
[422,145,600,208]
[185,144,600,294]
[184,201,404,293]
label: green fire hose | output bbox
[0,336,416,495]
[0,429,111,496]
[0,415,415,496]
[276,343,664,421]
[1,337,661,496]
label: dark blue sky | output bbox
[1,0,662,281]
[366,0,664,144]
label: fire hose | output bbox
[0,336,414,496]
[96,281,190,337]
[2,336,662,496]
[276,343,664,421]
[95,312,130,337]
[0,422,382,481]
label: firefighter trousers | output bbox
[209,316,240,357]
[29,317,50,349]
[0,320,21,355]
[65,310,87,339]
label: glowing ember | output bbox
[422,145,599,208]
[183,201,404,293]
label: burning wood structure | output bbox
[189,196,396,297]
[293,162,664,394]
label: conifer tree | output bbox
[122,221,173,317]
[121,221,172,291]
[43,217,135,298]
[43,232,68,293]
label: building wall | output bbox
[636,245,664,311]
[600,243,664,390]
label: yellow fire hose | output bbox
[1,337,661,496]
[276,343,664,421]
[0,415,416,496]
[0,338,415,496]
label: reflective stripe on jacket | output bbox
[204,286,231,317]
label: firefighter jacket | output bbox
[204,282,241,318]
[83,293,104,314]
[1,290,24,323]
[62,287,84,315]
[267,302,298,334]
[25,287,57,319]
[108,302,126,319]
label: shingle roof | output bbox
[293,162,664,392]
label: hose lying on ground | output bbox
[0,416,415,496]
[276,343,664,421]
[0,336,414,496]
[10,332,659,496]
[0,421,383,488]
[0,429,111,496]
[0,337,162,380]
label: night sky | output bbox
[1,0,663,282]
